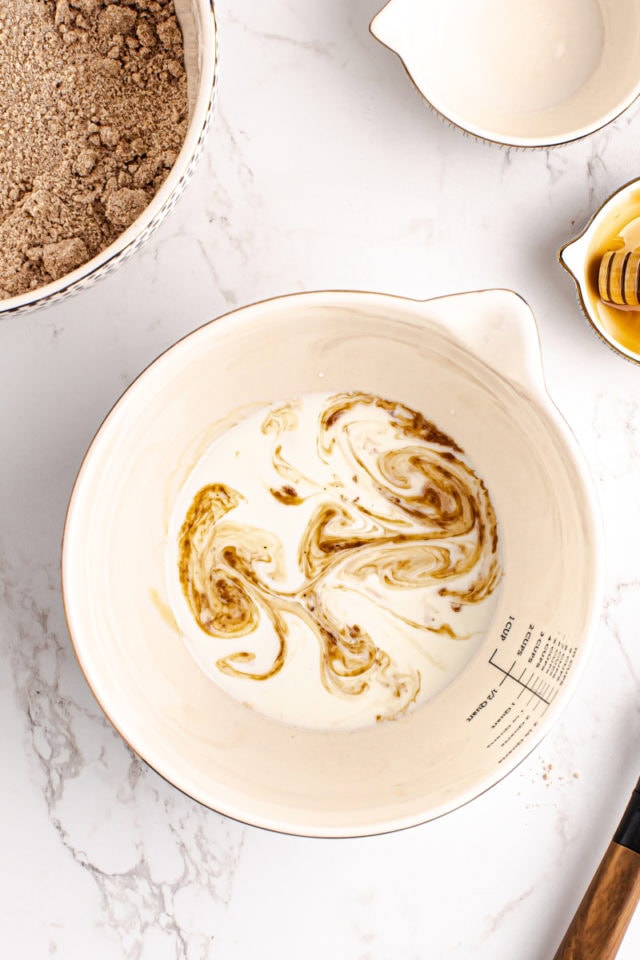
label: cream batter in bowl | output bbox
[169,390,503,731]
[62,289,603,837]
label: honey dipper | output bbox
[599,249,640,306]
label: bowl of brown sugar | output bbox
[0,0,217,318]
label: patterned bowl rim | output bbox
[0,0,218,320]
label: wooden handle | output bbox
[552,841,640,960]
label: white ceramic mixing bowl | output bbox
[0,0,217,319]
[62,289,603,836]
[371,0,640,147]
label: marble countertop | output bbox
[2,1,640,957]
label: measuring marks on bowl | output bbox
[466,614,577,765]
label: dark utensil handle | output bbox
[552,842,640,960]
[553,779,640,960]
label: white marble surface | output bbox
[2,1,640,957]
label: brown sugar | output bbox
[0,0,188,300]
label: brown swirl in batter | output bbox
[178,393,501,716]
